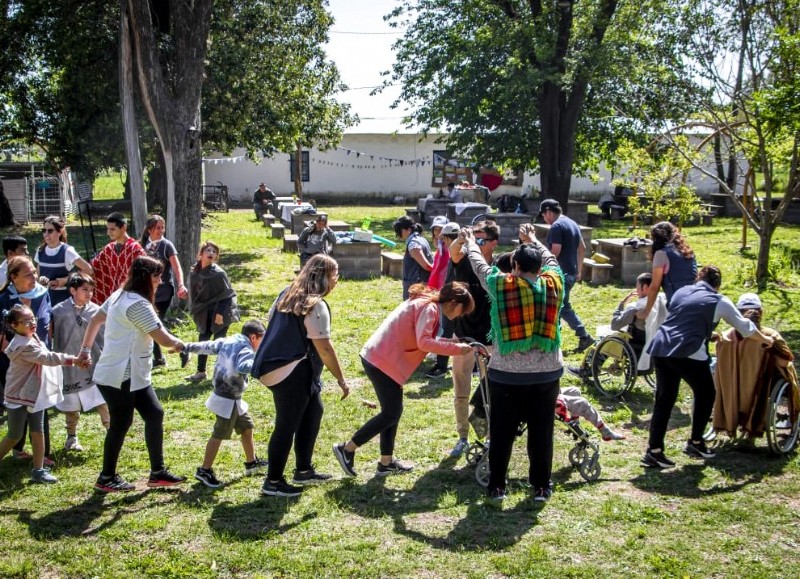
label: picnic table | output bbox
[279,202,314,224]
[594,238,652,285]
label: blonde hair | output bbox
[277,254,339,316]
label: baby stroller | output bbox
[464,342,602,487]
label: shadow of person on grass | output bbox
[325,455,540,552]
[630,448,793,498]
[208,496,316,540]
[17,489,167,539]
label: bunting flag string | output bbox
[202,155,246,165]
[334,146,433,167]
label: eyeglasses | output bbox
[15,317,37,327]
[41,228,57,234]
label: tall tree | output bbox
[660,0,800,290]
[386,0,693,207]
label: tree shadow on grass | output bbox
[218,251,265,285]
[405,374,453,400]
[208,497,316,540]
[325,456,539,552]
[14,489,169,539]
[157,380,209,403]
[630,448,792,498]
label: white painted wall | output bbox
[204,133,746,203]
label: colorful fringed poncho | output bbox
[486,265,564,356]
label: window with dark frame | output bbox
[289,151,310,182]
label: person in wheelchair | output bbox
[609,272,667,369]
[712,293,800,440]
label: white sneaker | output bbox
[64,435,84,451]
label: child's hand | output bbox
[214,313,224,326]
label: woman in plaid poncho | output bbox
[462,224,565,503]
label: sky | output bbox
[324,0,410,133]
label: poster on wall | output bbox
[431,150,473,188]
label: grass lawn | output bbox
[0,207,798,578]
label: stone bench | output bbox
[405,208,423,223]
[609,205,627,220]
[270,223,285,239]
[587,213,603,228]
[327,220,350,232]
[283,234,298,253]
[261,214,275,227]
[381,251,404,279]
[583,258,613,286]
[332,241,383,280]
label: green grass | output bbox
[0,208,799,577]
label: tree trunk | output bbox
[165,127,203,281]
[294,142,302,199]
[119,0,147,237]
[537,81,579,210]
[755,226,772,292]
[0,181,18,227]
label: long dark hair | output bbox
[122,256,163,303]
[650,221,694,259]
[277,254,339,316]
[38,215,67,250]
[139,214,165,247]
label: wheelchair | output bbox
[705,375,800,456]
[574,328,655,399]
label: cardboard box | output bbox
[353,229,373,242]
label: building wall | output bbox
[204,133,746,203]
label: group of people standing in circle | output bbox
[0,205,789,505]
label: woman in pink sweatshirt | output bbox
[333,282,474,477]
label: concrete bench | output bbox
[270,223,285,239]
[587,213,603,228]
[381,251,404,279]
[283,234,298,253]
[609,205,626,220]
[405,209,423,223]
[327,220,350,232]
[261,214,275,227]
[583,258,613,286]
[332,242,383,280]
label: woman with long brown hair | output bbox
[79,256,186,492]
[639,221,697,319]
[35,215,93,306]
[139,214,187,367]
[252,254,349,497]
[333,281,474,480]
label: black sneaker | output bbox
[261,478,303,497]
[424,366,448,379]
[684,439,716,459]
[576,335,594,353]
[179,350,190,368]
[147,468,187,487]
[533,487,553,502]
[487,487,507,502]
[333,443,357,477]
[194,467,221,488]
[376,460,413,477]
[640,449,676,468]
[95,474,135,493]
[292,468,333,485]
[152,357,167,368]
[244,457,268,476]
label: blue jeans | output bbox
[560,273,588,339]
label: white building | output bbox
[204,132,741,204]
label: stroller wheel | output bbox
[568,445,586,467]
[578,455,601,482]
[475,456,490,488]
[465,442,484,466]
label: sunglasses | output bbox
[475,238,495,246]
[41,228,57,234]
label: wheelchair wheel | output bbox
[766,378,800,455]
[590,336,637,398]
[568,444,586,467]
[465,442,485,467]
[475,456,490,488]
[641,370,656,389]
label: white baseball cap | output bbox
[430,215,448,229]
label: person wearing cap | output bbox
[423,218,456,379]
[712,292,799,438]
[443,219,500,457]
[297,214,337,267]
[642,266,774,470]
[393,216,433,300]
[539,199,593,352]
[253,183,276,219]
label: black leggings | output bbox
[266,360,324,481]
[488,378,560,492]
[648,356,715,450]
[152,297,172,360]
[98,381,165,477]
[352,357,404,456]
[13,411,51,456]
